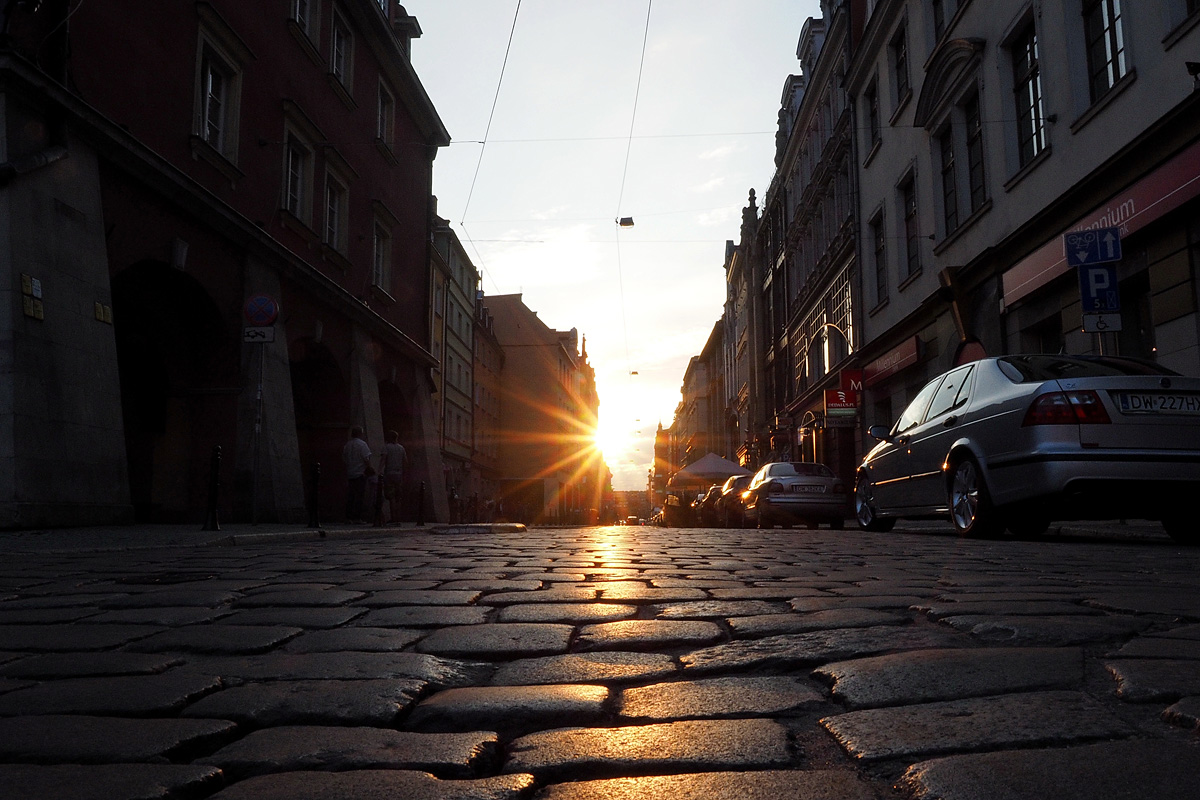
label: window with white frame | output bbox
[323,172,348,252]
[1084,0,1127,102]
[871,211,887,305]
[865,80,881,151]
[938,125,959,235]
[891,24,910,106]
[900,177,920,280]
[372,222,391,290]
[1011,20,1047,167]
[199,47,233,152]
[193,14,246,166]
[292,0,317,39]
[330,10,354,88]
[377,82,395,147]
[964,92,987,213]
[283,132,312,222]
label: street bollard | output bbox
[201,445,221,531]
[417,481,426,527]
[372,471,385,529]
[307,462,322,530]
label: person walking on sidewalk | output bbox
[342,426,372,523]
[382,430,407,524]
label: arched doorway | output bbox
[112,262,235,522]
[378,378,417,521]
[289,338,349,520]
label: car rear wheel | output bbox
[1163,517,1200,545]
[949,457,1002,538]
[855,474,895,532]
[755,506,770,529]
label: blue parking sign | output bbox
[1078,263,1121,313]
[1064,227,1122,266]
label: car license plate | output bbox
[790,485,824,493]
[1117,393,1200,415]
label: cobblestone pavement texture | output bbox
[0,519,1199,798]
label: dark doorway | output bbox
[290,338,348,520]
[112,262,235,522]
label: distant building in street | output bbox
[1,1,450,527]
[675,321,726,467]
[485,294,604,524]
[472,298,505,519]
[430,214,477,520]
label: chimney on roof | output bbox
[392,5,422,59]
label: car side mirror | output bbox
[868,425,892,442]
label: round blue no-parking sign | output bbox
[244,294,280,327]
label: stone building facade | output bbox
[1,1,451,527]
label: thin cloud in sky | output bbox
[699,143,738,160]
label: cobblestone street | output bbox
[2,523,1199,799]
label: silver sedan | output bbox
[744,462,848,529]
[854,355,1200,542]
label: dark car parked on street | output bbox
[717,474,752,528]
[854,354,1200,542]
[694,484,723,527]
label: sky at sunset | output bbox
[405,1,820,491]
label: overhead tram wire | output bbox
[459,0,523,295]
[614,0,654,381]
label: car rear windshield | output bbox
[998,355,1179,382]
[783,462,834,478]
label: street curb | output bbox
[206,522,530,547]
[0,522,529,554]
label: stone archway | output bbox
[377,379,417,520]
[289,338,350,520]
[112,261,236,522]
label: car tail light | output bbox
[768,482,784,494]
[831,482,846,494]
[1022,390,1111,426]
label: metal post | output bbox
[202,445,221,531]
[373,449,387,527]
[251,343,264,525]
[417,480,426,527]
[307,462,322,530]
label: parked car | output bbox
[854,354,1200,543]
[743,461,847,529]
[717,474,752,528]
[694,484,723,527]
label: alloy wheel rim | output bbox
[951,461,979,530]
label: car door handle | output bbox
[943,415,958,428]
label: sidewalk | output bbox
[0,520,528,554]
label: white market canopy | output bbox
[667,453,751,489]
